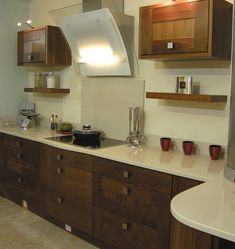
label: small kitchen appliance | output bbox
[18,102,39,129]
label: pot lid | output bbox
[73,124,100,135]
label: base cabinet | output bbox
[0,133,3,194]
[93,157,172,249]
[2,134,41,214]
[41,145,93,235]
[93,206,169,249]
[170,176,217,249]
[0,134,233,249]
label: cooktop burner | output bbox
[46,135,126,149]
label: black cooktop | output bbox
[46,135,126,149]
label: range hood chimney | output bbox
[59,0,134,76]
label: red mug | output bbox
[209,145,221,160]
[160,137,172,151]
[182,141,195,155]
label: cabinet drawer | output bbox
[6,148,39,176]
[45,190,92,234]
[43,145,92,171]
[44,164,92,203]
[5,169,38,197]
[93,157,172,194]
[93,207,168,249]
[3,134,40,152]
[5,186,40,214]
[93,175,170,233]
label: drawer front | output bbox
[5,169,38,197]
[3,134,40,152]
[93,157,172,194]
[93,175,170,233]
[5,185,40,214]
[93,207,168,249]
[46,190,92,234]
[6,148,39,176]
[44,165,92,203]
[43,145,92,171]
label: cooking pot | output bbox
[73,124,101,147]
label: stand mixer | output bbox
[126,106,144,147]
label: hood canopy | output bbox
[56,0,134,76]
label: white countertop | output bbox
[1,126,235,242]
[171,177,235,242]
[0,126,223,182]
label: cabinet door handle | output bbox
[27,55,33,61]
[122,223,128,230]
[57,167,63,175]
[123,171,130,178]
[56,154,63,161]
[57,197,63,204]
[167,42,174,49]
[122,187,129,195]
[16,141,21,147]
[17,153,22,159]
[17,177,22,183]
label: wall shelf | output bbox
[24,88,70,94]
[146,92,227,103]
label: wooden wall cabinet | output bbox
[17,25,71,66]
[139,0,232,60]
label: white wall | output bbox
[125,0,231,150]
[0,0,29,117]
[28,0,233,153]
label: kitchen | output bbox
[0,0,234,248]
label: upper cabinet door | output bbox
[17,25,71,66]
[139,0,232,60]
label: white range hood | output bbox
[58,0,134,76]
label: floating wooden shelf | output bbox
[146,92,227,103]
[24,88,70,94]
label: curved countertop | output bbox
[1,126,235,242]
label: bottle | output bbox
[50,114,55,130]
[54,115,59,131]
[34,72,40,88]
[47,72,56,88]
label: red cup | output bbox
[209,145,221,160]
[182,141,195,155]
[160,137,172,151]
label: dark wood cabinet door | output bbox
[45,190,92,234]
[0,133,3,194]
[139,0,232,60]
[170,217,215,249]
[3,134,40,177]
[44,165,92,203]
[93,206,169,249]
[139,0,208,56]
[5,185,40,214]
[93,157,172,194]
[93,174,171,233]
[5,169,38,197]
[42,145,92,203]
